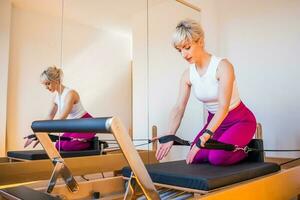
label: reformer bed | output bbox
[6,137,103,161]
[0,117,299,200]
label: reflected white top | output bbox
[189,55,240,113]
[54,87,86,119]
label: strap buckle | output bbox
[70,137,89,142]
[233,145,250,153]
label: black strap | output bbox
[203,129,214,137]
[196,139,236,151]
[26,134,94,142]
[158,135,191,146]
[158,135,236,151]
[27,134,72,142]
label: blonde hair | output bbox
[40,65,63,82]
[172,19,205,47]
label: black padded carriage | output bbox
[7,137,105,160]
[7,149,101,160]
[122,160,280,191]
[122,139,280,191]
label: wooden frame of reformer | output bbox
[1,118,300,200]
[26,162,299,200]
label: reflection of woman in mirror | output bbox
[156,19,256,165]
[24,66,95,151]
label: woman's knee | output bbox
[192,149,209,164]
[56,141,90,151]
[208,151,246,166]
[208,151,229,165]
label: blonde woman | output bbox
[24,66,95,151]
[156,19,256,165]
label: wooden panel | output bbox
[0,157,9,163]
[50,176,125,200]
[198,166,300,200]
[0,151,157,186]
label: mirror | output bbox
[61,0,148,152]
[2,0,63,154]
[1,0,202,158]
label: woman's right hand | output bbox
[155,137,174,161]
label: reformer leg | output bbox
[124,172,144,200]
[36,133,79,193]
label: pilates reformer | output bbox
[0,117,299,200]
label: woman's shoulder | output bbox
[216,58,235,79]
[218,58,234,70]
[64,87,80,102]
[67,89,79,98]
[211,54,232,66]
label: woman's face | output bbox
[175,39,204,64]
[41,79,59,93]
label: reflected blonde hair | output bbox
[172,19,205,47]
[40,65,63,82]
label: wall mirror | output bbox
[2,0,62,154]
[1,0,201,161]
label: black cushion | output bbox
[122,160,280,191]
[7,149,101,160]
[7,137,105,160]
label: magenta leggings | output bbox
[192,102,256,166]
[55,113,95,151]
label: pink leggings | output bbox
[192,102,256,166]
[55,113,95,151]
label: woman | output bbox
[156,19,256,166]
[24,66,95,151]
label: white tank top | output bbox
[189,55,240,114]
[54,87,86,119]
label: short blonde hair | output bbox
[40,65,63,82]
[172,19,205,47]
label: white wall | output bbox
[131,2,149,148]
[216,0,300,158]
[6,7,132,151]
[0,0,11,156]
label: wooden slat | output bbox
[255,123,263,139]
[152,125,157,151]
